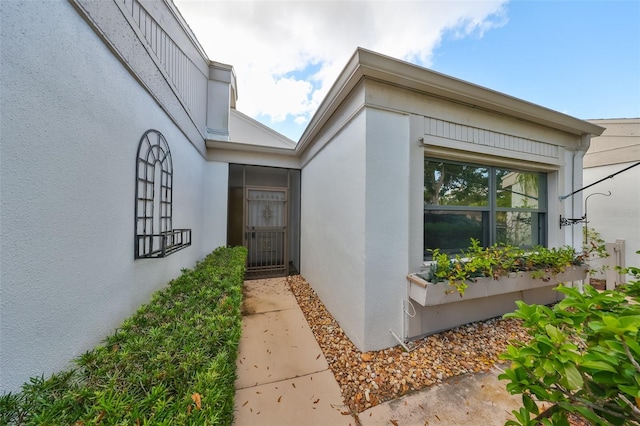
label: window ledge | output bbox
[135,229,192,259]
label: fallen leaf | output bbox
[313,398,320,404]
[435,414,441,421]
[277,396,282,402]
[391,420,399,426]
[418,404,424,410]
[191,393,202,410]
[242,401,249,407]
[316,354,321,360]
[292,383,296,388]
[341,411,351,415]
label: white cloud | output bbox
[174,0,508,138]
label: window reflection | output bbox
[497,170,540,209]
[424,211,485,256]
[424,158,547,259]
[425,161,489,207]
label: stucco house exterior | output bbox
[582,118,640,285]
[1,0,605,393]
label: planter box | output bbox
[407,266,589,307]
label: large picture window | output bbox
[424,158,546,259]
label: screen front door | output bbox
[245,187,288,277]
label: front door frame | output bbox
[244,186,289,277]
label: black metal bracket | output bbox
[559,215,586,228]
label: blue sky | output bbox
[431,1,640,121]
[175,0,640,142]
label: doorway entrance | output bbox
[245,187,287,276]
[228,164,300,278]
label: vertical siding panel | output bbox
[420,116,562,162]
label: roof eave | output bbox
[297,48,605,154]
[206,139,297,156]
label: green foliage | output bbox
[582,227,610,277]
[426,239,582,296]
[0,246,247,426]
[500,257,640,425]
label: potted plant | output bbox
[407,239,592,306]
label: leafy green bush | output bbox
[424,239,583,296]
[0,246,247,426]
[499,260,640,425]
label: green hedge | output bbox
[0,246,247,425]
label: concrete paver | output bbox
[233,278,352,426]
[359,367,521,426]
[235,308,328,388]
[234,370,350,426]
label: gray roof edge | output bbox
[297,48,606,154]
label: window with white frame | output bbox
[424,158,547,259]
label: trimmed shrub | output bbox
[0,246,247,425]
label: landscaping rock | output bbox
[287,275,531,414]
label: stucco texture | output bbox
[0,1,226,393]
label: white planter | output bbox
[407,266,589,307]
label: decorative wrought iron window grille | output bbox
[135,130,191,258]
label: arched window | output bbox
[135,130,191,258]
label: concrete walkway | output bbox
[358,366,521,425]
[233,278,353,425]
[233,277,522,426]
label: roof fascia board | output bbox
[161,0,211,63]
[295,49,365,153]
[206,140,297,156]
[354,48,605,136]
[207,148,300,169]
[297,48,605,155]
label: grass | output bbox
[0,246,247,425]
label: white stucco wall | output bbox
[298,75,592,350]
[583,119,640,273]
[583,162,640,271]
[0,1,226,393]
[363,109,411,350]
[300,110,367,349]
